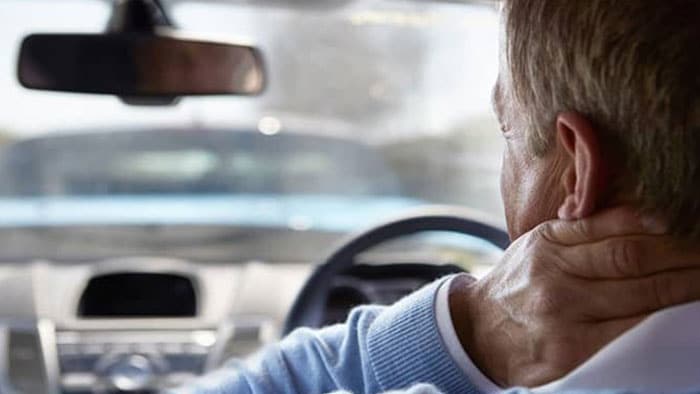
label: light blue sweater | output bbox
[171,277,700,394]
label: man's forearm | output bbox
[172,276,479,394]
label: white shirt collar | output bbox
[535,301,700,393]
[435,275,700,393]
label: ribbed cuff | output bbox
[367,276,482,394]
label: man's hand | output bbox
[449,207,700,387]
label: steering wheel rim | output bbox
[283,206,510,335]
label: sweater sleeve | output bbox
[169,275,482,394]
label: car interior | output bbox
[0,0,506,393]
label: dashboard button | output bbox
[58,343,81,356]
[106,355,154,392]
[61,372,97,390]
[165,354,206,373]
[161,342,184,354]
[80,343,104,355]
[185,343,208,355]
[108,343,131,354]
[136,342,159,354]
[60,354,99,373]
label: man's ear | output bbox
[556,112,607,220]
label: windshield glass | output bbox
[0,0,502,263]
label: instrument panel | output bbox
[0,258,311,393]
[0,258,459,393]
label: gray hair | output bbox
[502,0,700,237]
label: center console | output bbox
[55,272,216,393]
[0,260,301,394]
[57,329,216,393]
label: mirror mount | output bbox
[108,0,179,105]
[107,0,175,34]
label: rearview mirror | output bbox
[18,33,266,97]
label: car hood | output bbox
[0,194,423,233]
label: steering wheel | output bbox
[283,206,510,335]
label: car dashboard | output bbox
[0,257,455,393]
[0,258,309,393]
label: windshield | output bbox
[0,0,502,263]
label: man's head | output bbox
[496,0,700,240]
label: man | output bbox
[175,0,700,392]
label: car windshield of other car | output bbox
[0,0,502,270]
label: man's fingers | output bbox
[537,206,667,246]
[586,268,700,319]
[555,235,700,278]
[590,315,647,349]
